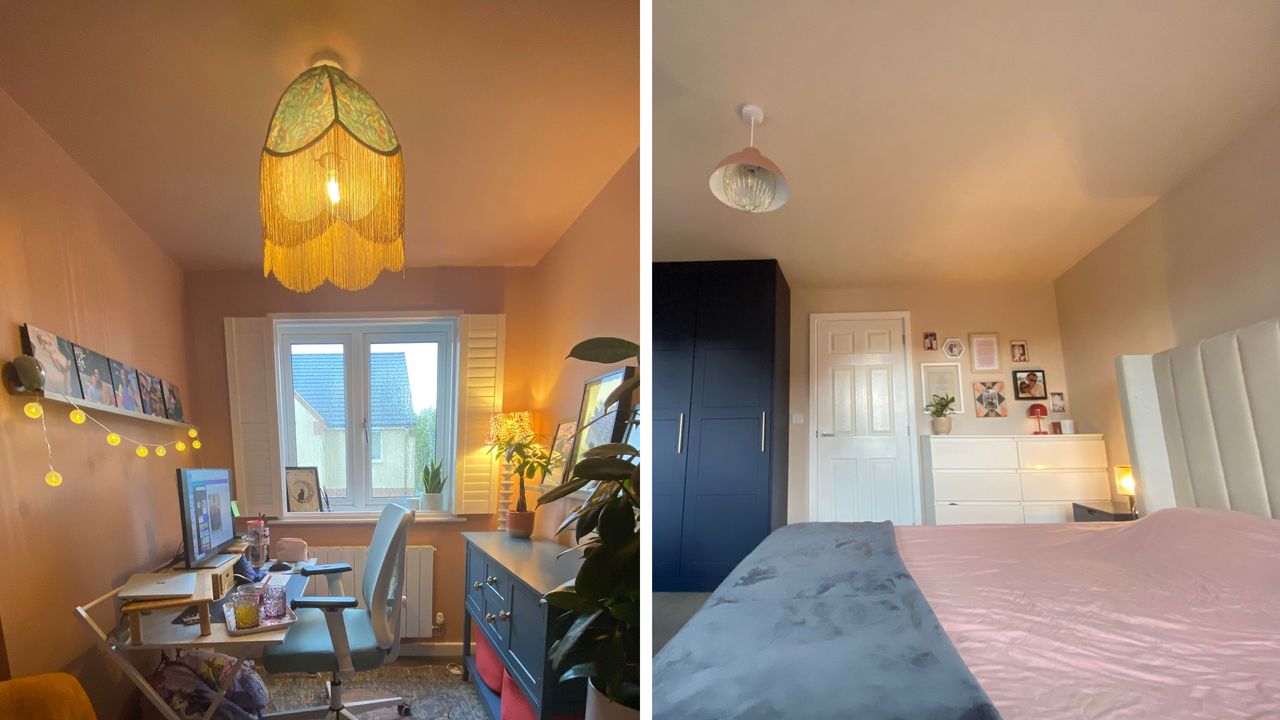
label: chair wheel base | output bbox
[397,703,412,716]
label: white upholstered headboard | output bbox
[1118,317,1280,519]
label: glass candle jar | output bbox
[231,586,261,629]
[261,585,287,620]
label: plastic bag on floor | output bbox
[148,650,268,720]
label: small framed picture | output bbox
[923,332,938,351]
[162,381,185,422]
[21,324,82,399]
[920,363,964,414]
[285,466,325,512]
[110,360,144,412]
[1010,340,1029,363]
[973,381,1008,418]
[1013,369,1049,400]
[1050,392,1066,413]
[941,337,965,358]
[548,420,577,486]
[137,370,167,418]
[970,333,1000,372]
[72,345,118,407]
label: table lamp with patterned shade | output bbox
[260,60,404,292]
[488,411,533,530]
[1027,403,1049,435]
[1114,464,1137,516]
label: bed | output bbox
[653,318,1280,719]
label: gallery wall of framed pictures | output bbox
[20,323,186,423]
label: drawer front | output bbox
[481,583,512,646]
[465,544,487,615]
[1017,439,1107,470]
[1020,470,1110,502]
[1022,502,1074,524]
[930,439,1018,470]
[933,470,1021,502]
[505,581,549,698]
[483,556,510,604]
[935,502,1024,525]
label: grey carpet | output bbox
[264,658,484,719]
[653,592,709,655]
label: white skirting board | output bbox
[306,545,437,639]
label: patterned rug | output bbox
[264,659,486,719]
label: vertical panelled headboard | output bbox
[1118,317,1280,519]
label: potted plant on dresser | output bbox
[495,437,556,539]
[537,337,640,720]
[926,394,958,435]
[420,459,447,513]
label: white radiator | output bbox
[306,545,436,639]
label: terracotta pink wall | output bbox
[503,151,639,541]
[0,88,189,720]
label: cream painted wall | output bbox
[787,283,1072,522]
[0,88,188,720]
[1056,100,1280,467]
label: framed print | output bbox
[137,370,167,418]
[285,466,324,512]
[72,345,117,406]
[1010,340,1029,363]
[162,380,185,422]
[21,324,82,399]
[1013,369,1049,400]
[923,332,938,351]
[548,420,577,485]
[941,337,965,358]
[973,381,1008,418]
[920,363,963,414]
[1050,391,1066,413]
[569,366,638,473]
[970,333,1000,372]
[109,360,144,412]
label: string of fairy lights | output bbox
[21,394,202,487]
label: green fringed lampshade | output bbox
[260,64,404,292]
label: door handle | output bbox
[820,432,835,437]
[760,412,767,452]
[676,412,685,454]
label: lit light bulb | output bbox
[23,401,43,419]
[326,176,341,205]
[192,439,203,450]
[107,432,122,446]
[188,428,199,439]
[45,470,63,487]
[1120,476,1135,494]
[135,445,149,458]
[155,446,167,457]
[718,162,778,212]
[175,441,187,452]
[69,409,86,424]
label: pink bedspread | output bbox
[895,508,1280,720]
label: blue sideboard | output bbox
[461,532,586,720]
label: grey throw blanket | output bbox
[653,522,1001,720]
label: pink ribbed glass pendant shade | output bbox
[709,105,789,213]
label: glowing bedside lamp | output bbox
[1027,403,1049,435]
[1114,464,1137,516]
[488,411,534,531]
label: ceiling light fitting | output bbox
[709,104,789,213]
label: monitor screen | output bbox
[177,468,236,568]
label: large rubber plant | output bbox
[537,337,640,712]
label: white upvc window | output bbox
[275,317,458,513]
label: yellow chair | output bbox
[0,672,97,720]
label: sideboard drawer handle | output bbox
[471,581,483,590]
[484,612,496,622]
[498,610,511,621]
[486,576,498,586]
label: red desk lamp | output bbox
[1028,403,1049,435]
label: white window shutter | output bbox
[225,317,284,517]
[455,314,505,514]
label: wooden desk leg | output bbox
[198,604,212,636]
[128,611,143,646]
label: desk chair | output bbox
[263,503,415,719]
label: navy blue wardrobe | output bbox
[654,259,790,592]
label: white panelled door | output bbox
[811,315,918,523]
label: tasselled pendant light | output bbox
[709,104,789,213]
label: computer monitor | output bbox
[177,468,237,569]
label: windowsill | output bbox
[271,511,468,525]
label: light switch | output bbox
[791,413,804,424]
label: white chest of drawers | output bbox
[921,435,1110,524]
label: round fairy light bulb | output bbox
[155,445,167,457]
[23,401,43,419]
[188,428,199,439]
[135,445,149,458]
[191,439,203,450]
[44,470,63,487]
[175,441,187,452]
[69,409,87,424]
[106,432,122,446]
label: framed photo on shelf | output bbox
[73,345,117,407]
[969,333,1000,372]
[920,363,964,414]
[20,324,82,399]
[1013,369,1049,400]
[137,370,167,418]
[1050,391,1066,413]
[109,360,144,412]
[548,420,578,485]
[973,381,1008,418]
[568,366,638,475]
[285,466,325,512]
[1010,339,1029,363]
[162,381,185,422]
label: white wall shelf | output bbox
[28,390,195,430]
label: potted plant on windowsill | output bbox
[926,394,958,435]
[420,459,446,513]
[496,437,556,539]
[537,337,640,720]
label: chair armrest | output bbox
[291,596,358,610]
[300,563,352,576]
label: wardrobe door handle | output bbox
[760,412,767,452]
[676,412,685,454]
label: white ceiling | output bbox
[0,0,638,269]
[655,0,1280,286]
